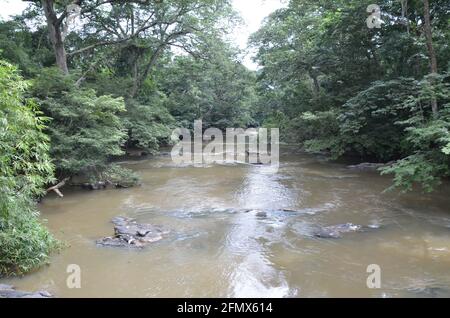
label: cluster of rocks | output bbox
[251,211,379,239]
[0,284,52,298]
[96,216,170,249]
[245,209,377,238]
[169,207,381,240]
[94,208,381,251]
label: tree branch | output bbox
[46,177,70,198]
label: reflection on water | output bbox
[2,148,450,297]
[227,166,296,297]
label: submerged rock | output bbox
[313,223,364,239]
[172,207,327,219]
[0,284,52,298]
[125,149,148,157]
[254,210,268,218]
[406,285,450,298]
[81,181,107,190]
[380,235,450,261]
[97,216,170,249]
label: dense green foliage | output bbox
[159,45,257,130]
[0,60,58,276]
[251,0,450,192]
[32,68,128,178]
[380,74,450,192]
[122,98,175,152]
[0,0,247,182]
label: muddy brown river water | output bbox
[2,147,450,297]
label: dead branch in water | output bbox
[46,177,70,198]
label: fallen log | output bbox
[46,177,70,198]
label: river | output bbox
[2,147,450,297]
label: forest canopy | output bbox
[251,0,450,192]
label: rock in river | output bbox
[97,216,170,249]
[313,223,364,239]
[0,284,52,298]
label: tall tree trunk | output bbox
[130,46,165,98]
[401,0,410,34]
[423,0,438,115]
[41,0,69,74]
[308,69,320,99]
[131,57,140,98]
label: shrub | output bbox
[122,97,175,153]
[0,60,58,276]
[32,68,128,178]
[101,164,141,188]
[381,74,450,192]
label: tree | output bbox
[27,0,235,95]
[159,40,257,130]
[32,67,130,180]
[28,0,165,74]
[73,0,235,97]
[38,0,80,74]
